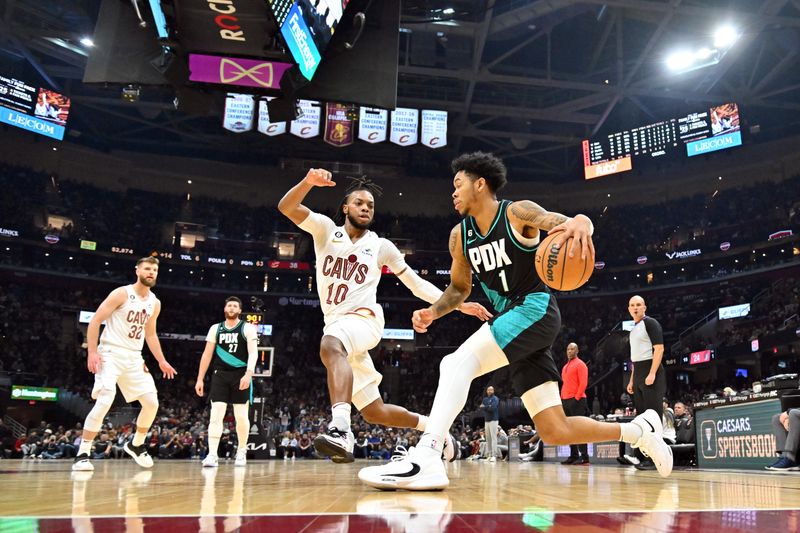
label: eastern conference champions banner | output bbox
[221,94,446,148]
[696,399,781,470]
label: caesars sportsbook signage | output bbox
[696,399,780,470]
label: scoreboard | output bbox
[582,102,741,179]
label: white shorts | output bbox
[92,347,157,403]
[323,312,383,411]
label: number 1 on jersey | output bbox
[498,269,509,292]
[326,283,349,305]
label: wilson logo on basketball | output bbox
[545,243,560,282]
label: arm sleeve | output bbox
[205,325,218,343]
[243,323,258,373]
[381,240,445,304]
[644,317,664,345]
[297,211,336,242]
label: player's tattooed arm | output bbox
[430,225,473,319]
[508,200,570,231]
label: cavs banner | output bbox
[324,103,356,147]
[421,110,448,148]
[257,97,286,137]
[290,100,321,139]
[223,93,255,133]
[696,399,780,470]
[390,108,419,147]
[358,107,388,144]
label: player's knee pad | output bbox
[136,392,159,427]
[84,389,115,432]
[208,402,226,438]
[438,346,481,382]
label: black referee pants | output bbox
[632,361,666,419]
[562,397,589,459]
[632,361,666,462]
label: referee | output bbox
[626,295,666,470]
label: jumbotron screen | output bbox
[582,102,741,179]
[267,0,350,81]
[0,75,71,140]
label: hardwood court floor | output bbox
[1,458,800,531]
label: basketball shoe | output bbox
[124,442,154,468]
[234,449,247,467]
[72,453,94,472]
[630,409,673,477]
[358,446,449,491]
[314,427,354,464]
[202,453,219,468]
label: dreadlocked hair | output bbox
[335,176,383,224]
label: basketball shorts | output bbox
[92,345,157,403]
[209,368,251,405]
[323,311,383,411]
[481,291,562,396]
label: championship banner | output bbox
[188,54,292,89]
[421,110,448,148]
[390,108,419,146]
[257,97,286,136]
[358,107,388,144]
[324,103,356,147]
[290,100,321,139]
[223,93,255,133]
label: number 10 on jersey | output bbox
[326,283,349,305]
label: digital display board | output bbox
[267,1,350,80]
[719,303,750,320]
[0,75,71,140]
[582,102,741,179]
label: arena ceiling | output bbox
[1,0,800,180]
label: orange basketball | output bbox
[534,233,594,291]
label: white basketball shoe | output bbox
[631,409,673,477]
[359,446,450,491]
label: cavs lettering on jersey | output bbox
[205,320,257,371]
[462,200,547,313]
[298,212,408,326]
[98,285,158,355]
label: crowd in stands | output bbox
[1,162,799,464]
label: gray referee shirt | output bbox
[629,316,664,362]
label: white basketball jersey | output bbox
[299,212,407,326]
[99,285,158,355]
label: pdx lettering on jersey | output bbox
[462,200,546,312]
[298,212,408,326]
[98,285,158,355]
[206,320,258,371]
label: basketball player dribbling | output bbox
[359,152,673,490]
[278,168,492,463]
[73,257,177,471]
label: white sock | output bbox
[415,414,428,432]
[208,437,220,456]
[619,423,643,444]
[418,349,483,455]
[331,402,351,432]
[78,439,92,456]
